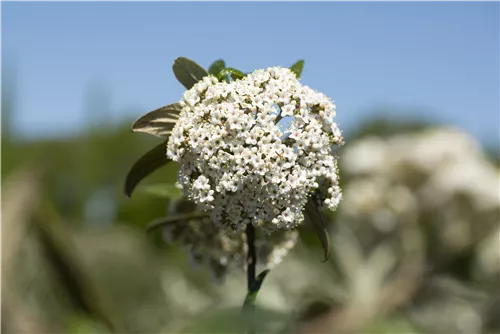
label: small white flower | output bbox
[281,208,295,223]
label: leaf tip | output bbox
[290,60,305,78]
[124,181,133,199]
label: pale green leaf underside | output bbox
[131,103,182,138]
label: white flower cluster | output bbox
[167,67,343,232]
[340,127,499,261]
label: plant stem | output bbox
[246,223,256,290]
[245,223,256,334]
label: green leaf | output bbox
[217,68,245,81]
[145,212,209,233]
[137,183,183,200]
[304,193,330,261]
[290,60,305,78]
[124,142,171,198]
[131,103,182,138]
[208,59,226,76]
[243,269,270,310]
[172,57,209,89]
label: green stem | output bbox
[244,223,256,334]
[242,225,271,334]
[246,224,256,290]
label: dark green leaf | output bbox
[208,59,226,76]
[290,60,305,78]
[131,103,182,138]
[145,212,209,233]
[304,194,330,261]
[217,68,245,81]
[172,57,209,89]
[124,142,171,198]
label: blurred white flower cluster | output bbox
[167,67,343,232]
[162,215,298,282]
[340,127,499,262]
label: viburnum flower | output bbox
[167,66,343,233]
[126,58,344,330]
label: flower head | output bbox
[168,67,343,232]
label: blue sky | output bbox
[2,2,499,146]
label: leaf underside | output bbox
[131,103,182,138]
[304,194,330,261]
[173,57,209,90]
[124,141,171,198]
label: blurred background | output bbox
[2,2,499,334]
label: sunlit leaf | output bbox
[217,68,245,81]
[208,59,226,76]
[290,60,304,78]
[137,183,183,200]
[304,194,330,261]
[131,103,182,138]
[172,57,209,89]
[124,142,171,198]
[145,212,209,233]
